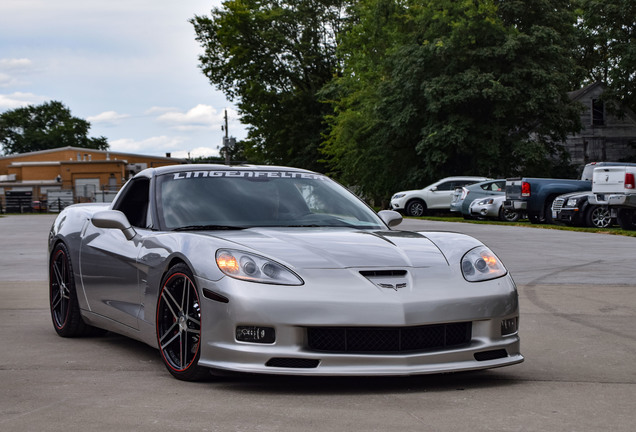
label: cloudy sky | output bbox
[0,0,247,159]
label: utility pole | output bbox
[222,109,236,166]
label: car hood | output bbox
[556,191,591,200]
[206,228,449,270]
[394,189,422,196]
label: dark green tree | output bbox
[322,0,583,200]
[191,0,350,171]
[576,0,636,112]
[0,101,108,155]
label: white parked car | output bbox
[391,176,489,216]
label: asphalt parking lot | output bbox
[1,214,635,431]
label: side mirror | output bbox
[430,186,438,192]
[378,210,403,228]
[92,210,137,240]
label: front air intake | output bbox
[265,358,320,368]
[474,349,508,361]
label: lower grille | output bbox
[307,322,471,353]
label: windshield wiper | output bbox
[173,224,246,231]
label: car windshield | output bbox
[155,169,385,230]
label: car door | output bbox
[79,177,151,329]
[427,180,456,209]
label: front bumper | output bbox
[553,208,581,224]
[390,197,406,212]
[503,199,526,211]
[469,202,499,218]
[194,268,523,376]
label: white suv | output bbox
[390,176,489,216]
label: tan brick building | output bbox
[0,146,185,212]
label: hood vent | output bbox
[360,270,409,291]
[359,270,407,277]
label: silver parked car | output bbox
[391,176,489,216]
[469,195,521,222]
[49,165,522,381]
[450,179,507,218]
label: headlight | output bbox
[477,198,494,205]
[392,193,406,200]
[566,198,579,207]
[461,246,507,282]
[216,249,304,285]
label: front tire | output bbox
[49,243,99,337]
[617,208,636,230]
[585,206,612,228]
[406,199,426,217]
[156,263,209,381]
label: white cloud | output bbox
[87,110,129,125]
[0,58,35,87]
[109,136,185,155]
[157,104,223,130]
[0,92,47,110]
[171,146,220,159]
[0,58,33,70]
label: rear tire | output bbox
[617,208,636,230]
[49,243,101,337]
[499,207,520,222]
[543,197,557,224]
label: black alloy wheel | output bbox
[156,263,209,381]
[49,243,97,337]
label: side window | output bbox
[436,182,453,191]
[113,177,150,228]
[480,181,501,191]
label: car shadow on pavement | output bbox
[209,370,523,394]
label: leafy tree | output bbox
[322,0,583,200]
[191,0,350,171]
[0,101,108,155]
[576,0,636,112]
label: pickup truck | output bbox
[589,164,636,230]
[503,162,617,224]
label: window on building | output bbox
[592,99,604,126]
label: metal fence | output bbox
[1,186,121,214]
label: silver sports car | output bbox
[48,164,522,381]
